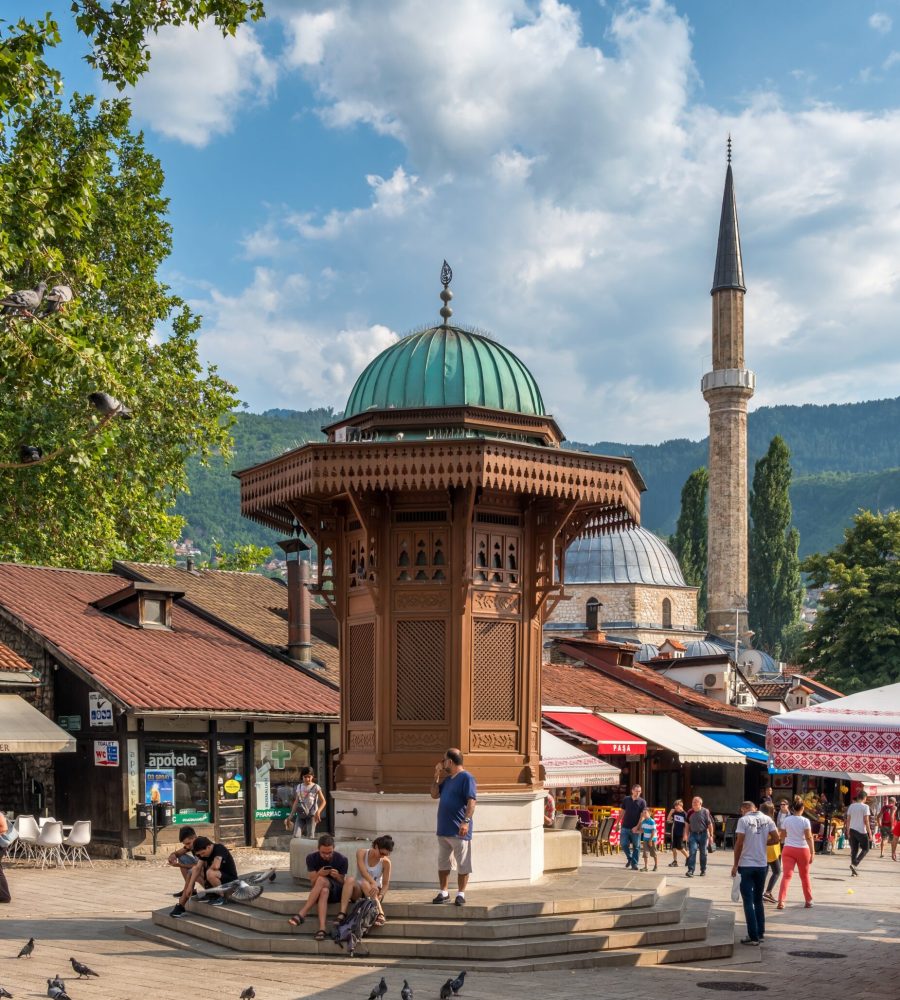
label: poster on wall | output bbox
[89,692,114,727]
[94,740,119,766]
[145,768,174,804]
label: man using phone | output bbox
[167,826,198,892]
[430,748,477,906]
[288,834,349,940]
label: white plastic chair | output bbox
[11,815,39,864]
[37,816,57,828]
[36,820,66,869]
[63,820,94,868]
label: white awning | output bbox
[0,695,76,753]
[599,713,745,765]
[541,730,621,788]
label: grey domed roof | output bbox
[635,643,660,663]
[565,527,687,587]
[685,640,725,658]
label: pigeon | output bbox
[401,981,413,1000]
[19,445,42,463]
[448,971,466,994]
[240,989,256,1000]
[367,978,388,1000]
[88,391,132,419]
[1,281,47,315]
[40,285,74,315]
[0,986,12,998]
[69,957,99,978]
[47,987,71,1000]
[48,975,65,992]
[16,938,34,959]
[439,982,453,1000]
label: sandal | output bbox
[288,915,304,927]
[314,929,327,941]
[374,915,386,927]
[333,911,347,924]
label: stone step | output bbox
[149,896,709,962]
[128,903,734,972]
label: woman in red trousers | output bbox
[777,796,815,909]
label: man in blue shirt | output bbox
[430,748,477,906]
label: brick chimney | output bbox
[277,533,312,664]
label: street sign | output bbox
[89,692,114,727]
[94,740,119,766]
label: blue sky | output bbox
[8,1,900,442]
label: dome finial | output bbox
[439,259,453,326]
[727,133,732,165]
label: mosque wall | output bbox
[550,583,699,631]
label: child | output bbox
[666,799,688,867]
[638,807,658,872]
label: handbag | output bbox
[730,873,742,902]
[766,841,781,863]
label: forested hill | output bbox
[176,397,900,560]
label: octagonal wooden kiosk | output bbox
[237,322,644,884]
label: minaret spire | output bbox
[711,136,745,294]
[702,141,756,642]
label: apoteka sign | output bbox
[146,751,199,768]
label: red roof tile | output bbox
[0,564,339,717]
[0,641,32,672]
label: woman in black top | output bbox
[666,799,689,868]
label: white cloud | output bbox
[869,12,893,34]
[195,0,900,443]
[127,20,276,146]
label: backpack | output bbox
[880,806,894,827]
[331,897,380,957]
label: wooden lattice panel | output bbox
[347,622,375,722]
[395,619,446,721]
[472,619,517,721]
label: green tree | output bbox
[204,541,273,572]
[799,510,900,692]
[0,93,237,569]
[749,436,803,656]
[671,466,708,622]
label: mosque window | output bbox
[662,598,672,629]
[586,597,600,632]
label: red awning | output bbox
[543,711,647,756]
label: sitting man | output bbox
[169,836,238,918]
[288,834,349,941]
[166,826,198,893]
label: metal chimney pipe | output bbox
[277,535,312,664]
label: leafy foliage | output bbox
[749,436,802,656]
[0,93,237,569]
[799,511,900,692]
[670,466,708,620]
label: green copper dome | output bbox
[344,326,546,418]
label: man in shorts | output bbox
[167,825,198,891]
[430,748,477,906]
[169,836,238,917]
[288,834,349,941]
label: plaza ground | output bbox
[0,846,896,999]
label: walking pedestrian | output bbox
[731,800,779,945]
[776,798,790,831]
[891,812,900,862]
[0,811,11,904]
[759,802,781,903]
[776,796,814,909]
[430,748,477,906]
[618,784,647,873]
[685,796,714,877]
[666,798,688,867]
[638,808,658,871]
[878,798,896,858]
[287,767,326,839]
[846,789,874,875]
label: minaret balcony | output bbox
[701,368,755,394]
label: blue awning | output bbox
[703,731,770,764]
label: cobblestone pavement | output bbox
[0,844,897,1000]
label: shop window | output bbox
[662,598,672,629]
[144,740,210,824]
[691,763,726,787]
[253,739,313,821]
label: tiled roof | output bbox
[553,638,772,730]
[0,564,339,717]
[750,682,789,700]
[115,561,339,685]
[0,641,33,673]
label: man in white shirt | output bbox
[845,790,873,875]
[731,801,779,945]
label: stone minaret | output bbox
[702,141,755,638]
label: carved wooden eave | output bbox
[234,440,644,537]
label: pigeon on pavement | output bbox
[439,981,453,1000]
[448,971,466,994]
[367,978,388,1000]
[69,957,99,978]
[16,938,34,959]
[88,391,132,419]
[19,445,42,463]
[401,980,413,1000]
[40,285,74,315]
[240,989,256,999]
[0,985,12,998]
[1,281,47,315]
[48,975,65,992]
[47,987,71,1000]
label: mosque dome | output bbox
[564,527,687,587]
[635,643,660,663]
[344,325,545,419]
[684,640,726,658]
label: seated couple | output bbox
[289,833,393,941]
